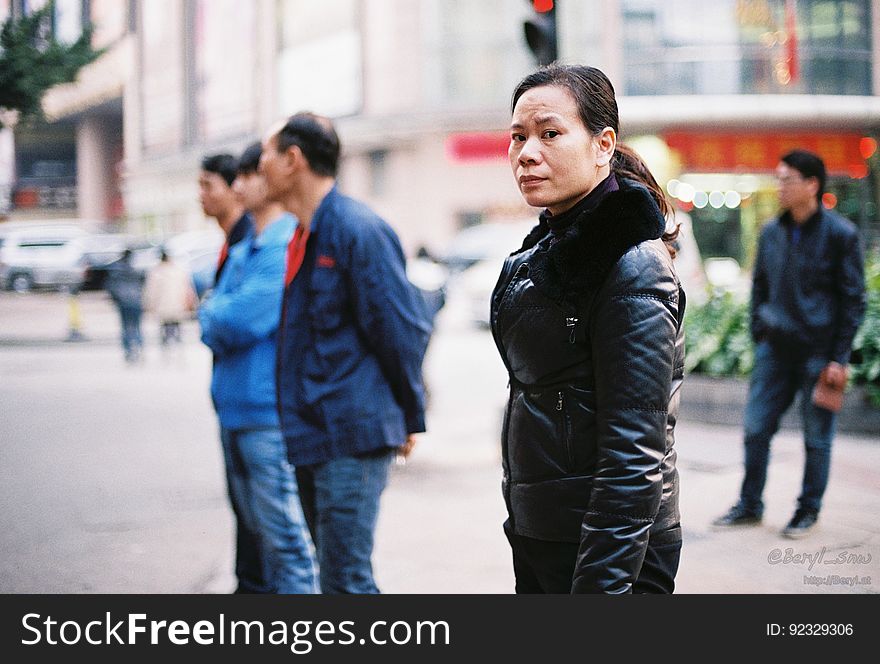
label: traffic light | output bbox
[523,0,557,66]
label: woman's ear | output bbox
[595,127,617,168]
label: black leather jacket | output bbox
[491,179,685,593]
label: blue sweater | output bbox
[199,214,294,430]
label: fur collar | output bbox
[516,178,665,302]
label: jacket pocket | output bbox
[507,386,572,482]
[308,268,345,331]
[556,390,574,469]
[560,385,597,474]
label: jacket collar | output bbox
[779,206,823,231]
[516,178,666,301]
[308,184,340,238]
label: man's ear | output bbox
[284,143,302,173]
[595,127,617,168]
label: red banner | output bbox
[664,131,868,177]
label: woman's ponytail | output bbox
[612,143,680,257]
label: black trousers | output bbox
[504,520,681,594]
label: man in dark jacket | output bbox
[714,150,866,538]
[198,152,265,593]
[259,113,431,593]
[199,153,253,285]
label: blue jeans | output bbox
[295,448,394,594]
[118,305,143,361]
[220,427,317,594]
[739,341,837,516]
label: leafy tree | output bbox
[0,0,104,128]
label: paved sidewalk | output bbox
[1,291,877,594]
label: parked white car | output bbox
[0,224,90,292]
[443,220,535,327]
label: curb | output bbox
[681,374,880,437]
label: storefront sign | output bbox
[446,132,509,162]
[664,131,868,177]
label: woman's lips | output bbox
[519,176,545,189]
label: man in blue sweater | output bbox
[199,143,317,593]
[260,114,431,593]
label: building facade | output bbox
[3,0,878,261]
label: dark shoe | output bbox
[712,504,762,528]
[782,509,818,539]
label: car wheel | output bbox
[10,273,33,293]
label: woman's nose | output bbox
[519,137,541,164]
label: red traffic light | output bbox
[533,0,554,12]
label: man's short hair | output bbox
[276,112,340,177]
[781,149,827,202]
[237,142,263,175]
[201,153,238,187]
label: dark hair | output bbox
[781,149,826,202]
[511,64,677,250]
[201,153,238,187]
[275,112,340,177]
[237,142,263,175]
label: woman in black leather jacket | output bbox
[491,64,685,593]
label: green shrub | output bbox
[850,248,880,407]
[684,289,753,377]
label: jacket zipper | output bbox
[565,316,578,343]
[556,390,574,469]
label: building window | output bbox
[192,0,257,142]
[276,0,362,118]
[621,0,872,96]
[423,0,533,110]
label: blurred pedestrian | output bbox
[199,143,317,594]
[197,152,265,593]
[491,64,685,593]
[105,249,146,364]
[713,150,866,538]
[260,113,431,594]
[143,250,196,357]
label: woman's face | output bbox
[509,84,615,216]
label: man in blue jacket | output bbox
[199,143,317,593]
[259,113,431,593]
[714,150,866,538]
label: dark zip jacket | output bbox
[751,207,865,363]
[491,178,685,593]
[276,187,432,467]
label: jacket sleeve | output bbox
[572,251,678,594]
[346,221,432,434]
[750,229,770,342]
[198,243,286,357]
[830,230,866,365]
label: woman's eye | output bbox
[511,134,525,142]
[543,130,559,139]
